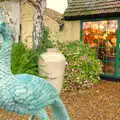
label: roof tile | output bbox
[64,0,120,19]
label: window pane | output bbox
[83,20,118,75]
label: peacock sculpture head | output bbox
[0,8,16,47]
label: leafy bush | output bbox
[11,29,53,76]
[11,43,40,76]
[55,41,102,89]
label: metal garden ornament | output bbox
[0,8,70,120]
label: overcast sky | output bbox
[47,0,68,13]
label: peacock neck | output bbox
[0,42,14,86]
[0,21,14,74]
[0,41,12,73]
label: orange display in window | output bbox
[83,20,117,48]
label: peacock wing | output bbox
[12,75,58,110]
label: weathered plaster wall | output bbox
[44,20,80,42]
[57,20,80,42]
[21,2,34,48]
[44,15,60,41]
[21,4,61,47]
[21,4,80,47]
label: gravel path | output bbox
[61,81,120,120]
[0,81,120,120]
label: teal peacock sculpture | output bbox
[0,8,70,120]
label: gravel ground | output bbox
[61,81,120,120]
[0,81,120,120]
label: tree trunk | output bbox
[32,0,46,49]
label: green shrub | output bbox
[11,29,53,76]
[11,43,40,76]
[55,41,102,89]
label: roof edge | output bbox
[64,12,120,21]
